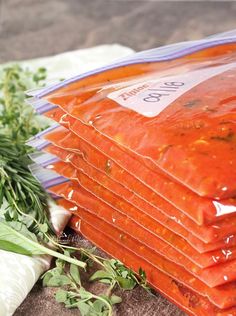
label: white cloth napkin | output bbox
[0,201,71,316]
[0,44,134,316]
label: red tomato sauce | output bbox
[44,137,236,246]
[58,198,236,313]
[46,174,236,289]
[34,42,236,314]
[45,44,236,200]
[43,107,236,226]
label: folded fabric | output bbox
[0,201,70,316]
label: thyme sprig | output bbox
[0,64,47,142]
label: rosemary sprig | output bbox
[0,133,54,235]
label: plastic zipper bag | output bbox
[30,148,236,257]
[30,163,236,288]
[69,214,236,316]
[60,200,236,311]
[29,136,236,247]
[29,107,236,226]
[28,34,236,201]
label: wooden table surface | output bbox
[1,0,236,315]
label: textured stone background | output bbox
[1,0,236,315]
[1,0,236,63]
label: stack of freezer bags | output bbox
[28,31,236,315]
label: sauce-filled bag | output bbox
[29,126,236,246]
[67,209,236,314]
[28,31,236,202]
[69,213,236,316]
[27,32,235,224]
[29,119,236,227]
[30,163,236,289]
[30,148,236,257]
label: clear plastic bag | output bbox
[28,36,236,200]
[59,199,236,311]
[30,107,236,226]
[69,212,236,316]
[41,145,236,245]
[30,162,236,288]
[27,31,236,315]
[30,147,236,255]
[29,137,236,255]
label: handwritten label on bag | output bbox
[108,63,236,117]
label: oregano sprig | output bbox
[43,248,151,316]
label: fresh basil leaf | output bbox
[42,271,54,287]
[121,270,128,278]
[39,223,48,233]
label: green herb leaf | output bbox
[116,276,136,290]
[70,263,81,285]
[0,221,86,268]
[79,288,93,300]
[77,302,91,315]
[93,299,106,313]
[55,289,68,303]
[39,223,48,233]
[46,275,71,287]
[0,221,45,255]
[89,270,113,282]
[110,295,122,305]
